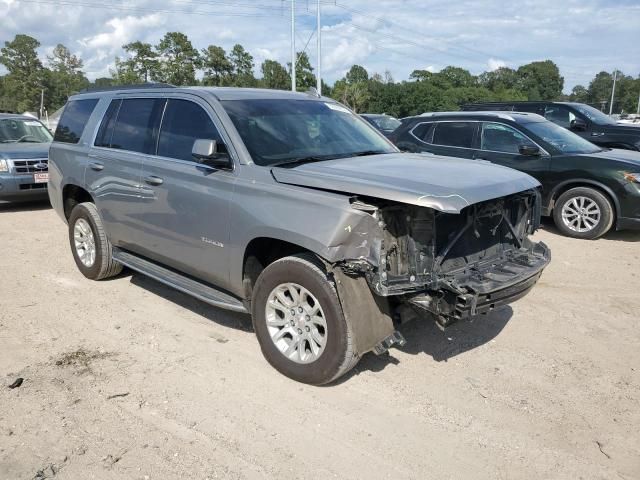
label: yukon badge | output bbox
[201,237,224,248]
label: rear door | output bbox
[475,121,551,185]
[407,120,479,159]
[86,97,165,250]
[136,96,236,287]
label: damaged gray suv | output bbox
[48,85,550,384]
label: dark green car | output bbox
[392,112,640,239]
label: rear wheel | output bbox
[251,254,358,385]
[68,202,123,280]
[553,187,614,239]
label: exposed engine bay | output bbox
[342,189,551,327]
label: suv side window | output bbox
[544,105,575,128]
[157,99,222,162]
[481,122,536,154]
[432,122,476,148]
[54,99,99,144]
[94,99,121,148]
[109,98,164,154]
[410,122,434,143]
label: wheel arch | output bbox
[548,179,620,220]
[62,184,95,220]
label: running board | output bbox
[112,248,248,313]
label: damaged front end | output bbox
[341,188,550,329]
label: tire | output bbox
[552,187,614,239]
[68,202,123,280]
[251,253,359,385]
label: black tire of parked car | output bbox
[251,253,359,385]
[552,187,615,240]
[68,202,123,280]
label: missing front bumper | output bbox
[406,241,551,327]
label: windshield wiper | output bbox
[348,150,390,157]
[271,155,338,168]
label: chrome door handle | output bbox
[89,162,104,171]
[144,175,164,186]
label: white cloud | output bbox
[487,58,507,71]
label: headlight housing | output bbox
[0,159,9,173]
[623,172,640,184]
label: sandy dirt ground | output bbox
[1,200,639,480]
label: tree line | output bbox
[1,32,638,118]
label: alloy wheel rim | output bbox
[265,282,328,364]
[561,196,601,233]
[73,218,96,267]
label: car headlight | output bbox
[623,172,640,184]
[0,160,9,173]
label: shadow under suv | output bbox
[48,85,550,384]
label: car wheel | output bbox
[251,253,359,385]
[68,202,123,280]
[553,187,614,239]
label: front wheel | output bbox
[251,254,359,385]
[552,187,614,239]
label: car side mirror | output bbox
[519,144,540,156]
[192,139,232,169]
[570,118,587,131]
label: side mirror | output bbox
[192,139,232,169]
[570,118,587,131]
[519,144,540,156]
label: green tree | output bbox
[291,51,316,90]
[437,66,476,88]
[0,34,45,112]
[346,64,368,84]
[155,32,200,85]
[569,84,588,103]
[201,45,233,86]
[478,67,519,91]
[229,44,256,86]
[516,60,564,100]
[45,44,89,109]
[260,59,290,90]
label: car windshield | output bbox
[526,120,602,154]
[369,115,401,131]
[221,99,396,166]
[572,104,616,125]
[0,118,53,143]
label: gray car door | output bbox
[86,97,164,250]
[136,97,237,288]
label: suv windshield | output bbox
[526,120,601,154]
[571,104,616,125]
[368,115,401,131]
[221,99,396,166]
[0,118,53,143]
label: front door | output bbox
[136,97,236,288]
[475,121,551,187]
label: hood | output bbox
[0,142,50,160]
[599,123,640,136]
[271,153,540,214]
[581,148,640,169]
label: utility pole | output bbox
[636,89,640,116]
[316,0,322,95]
[291,0,296,92]
[39,89,44,119]
[608,69,617,116]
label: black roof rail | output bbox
[79,82,176,93]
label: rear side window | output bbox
[410,122,434,143]
[157,99,221,161]
[54,99,99,144]
[109,98,164,154]
[432,122,476,148]
[94,99,121,147]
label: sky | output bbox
[1,0,639,92]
